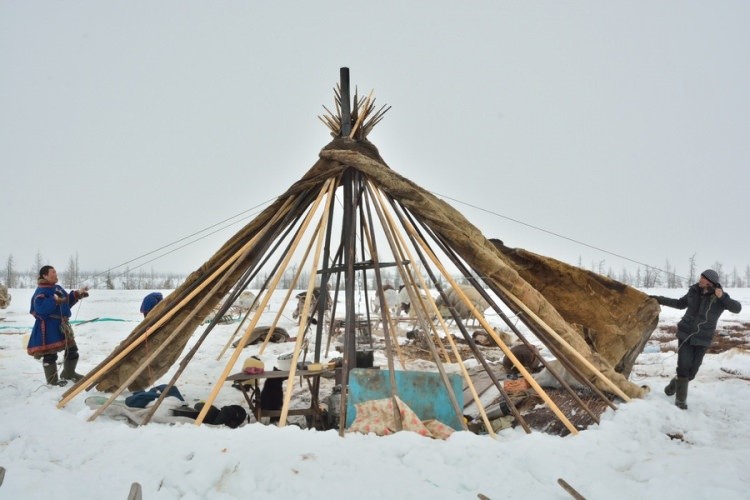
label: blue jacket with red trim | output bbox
[27,281,81,357]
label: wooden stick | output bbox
[257,217,324,355]
[385,208,452,363]
[194,179,335,425]
[496,284,630,402]
[218,212,324,361]
[394,205,579,435]
[86,231,265,421]
[361,187,405,431]
[58,196,297,410]
[404,214,607,421]
[357,209,406,368]
[398,256,495,436]
[279,181,336,427]
[367,183,467,430]
[557,478,586,500]
[348,89,374,139]
[369,184,493,433]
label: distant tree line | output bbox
[2,252,186,290]
[583,254,750,289]
[3,252,749,290]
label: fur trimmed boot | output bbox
[675,377,688,410]
[664,377,677,396]
[61,358,84,382]
[43,362,68,387]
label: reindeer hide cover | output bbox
[84,137,657,399]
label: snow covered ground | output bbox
[1,286,749,499]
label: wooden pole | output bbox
[384,205,451,363]
[366,183,467,430]
[279,180,336,427]
[57,196,297,410]
[369,184,499,433]
[496,283,631,402]
[361,188,405,431]
[215,214,309,360]
[339,68,351,137]
[337,168,357,437]
[402,210,612,418]
[392,204,579,435]
[357,206,406,368]
[194,179,335,425]
[255,216,324,355]
[86,228,268,421]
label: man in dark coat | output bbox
[651,269,742,409]
[27,265,89,386]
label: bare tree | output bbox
[5,254,16,288]
[619,267,632,285]
[642,266,660,288]
[124,267,136,290]
[687,254,697,284]
[105,270,115,290]
[32,251,44,277]
[607,266,616,280]
[664,259,681,288]
[730,267,739,288]
[63,253,79,289]
[712,261,725,285]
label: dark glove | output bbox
[76,288,90,299]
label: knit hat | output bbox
[243,356,264,374]
[701,269,720,286]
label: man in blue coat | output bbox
[28,265,90,386]
[651,269,742,409]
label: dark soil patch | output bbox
[513,388,613,436]
[653,322,750,353]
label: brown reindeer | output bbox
[292,286,332,326]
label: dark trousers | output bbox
[42,345,79,365]
[676,342,708,380]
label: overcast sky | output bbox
[2,1,748,283]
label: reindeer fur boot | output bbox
[43,362,67,387]
[61,358,84,382]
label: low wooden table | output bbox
[227,369,331,427]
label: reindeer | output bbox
[434,284,489,326]
[369,286,401,317]
[292,286,332,326]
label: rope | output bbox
[86,198,275,281]
[432,191,686,281]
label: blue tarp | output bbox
[346,368,464,430]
